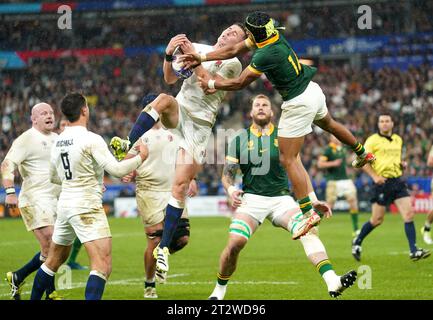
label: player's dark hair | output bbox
[378,113,393,121]
[234,22,248,39]
[61,92,86,123]
[245,11,275,43]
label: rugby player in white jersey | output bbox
[30,93,148,300]
[121,103,197,298]
[110,24,249,278]
[111,24,320,279]
[2,102,62,300]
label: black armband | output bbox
[165,54,173,62]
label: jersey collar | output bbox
[250,123,274,137]
[378,132,393,141]
[256,32,280,48]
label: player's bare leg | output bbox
[6,225,53,300]
[110,93,179,160]
[33,226,53,258]
[352,203,385,261]
[30,242,71,300]
[421,209,433,245]
[395,197,431,260]
[209,213,258,300]
[313,114,375,168]
[154,149,199,276]
[82,237,112,300]
[144,222,163,298]
[274,213,357,298]
[279,136,322,235]
[298,155,332,217]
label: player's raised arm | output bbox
[181,39,251,69]
[163,34,189,85]
[198,66,260,92]
[91,135,148,178]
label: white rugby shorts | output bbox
[173,103,213,165]
[52,206,111,246]
[19,199,57,231]
[278,81,328,138]
[236,193,300,225]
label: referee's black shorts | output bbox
[370,177,410,206]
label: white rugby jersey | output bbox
[175,43,242,125]
[129,127,179,192]
[4,127,60,207]
[51,125,143,213]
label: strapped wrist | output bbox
[5,187,15,195]
[165,53,173,62]
[208,79,216,90]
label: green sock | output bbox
[217,273,230,286]
[350,210,359,231]
[352,142,366,157]
[298,196,313,214]
[67,238,82,264]
[317,259,333,276]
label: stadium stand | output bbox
[1,0,433,200]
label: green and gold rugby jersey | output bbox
[246,32,317,101]
[319,143,348,181]
[226,124,289,197]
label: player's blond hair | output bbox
[252,94,271,104]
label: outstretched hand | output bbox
[166,34,189,55]
[178,53,202,69]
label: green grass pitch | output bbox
[0,213,432,300]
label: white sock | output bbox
[41,263,55,276]
[322,270,340,291]
[209,283,227,300]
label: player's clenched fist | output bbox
[166,34,189,55]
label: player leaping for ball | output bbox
[209,94,357,299]
[181,11,376,230]
[110,24,319,280]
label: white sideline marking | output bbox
[388,251,409,256]
[0,275,297,298]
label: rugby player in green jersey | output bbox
[181,11,375,235]
[318,135,360,237]
[208,94,357,299]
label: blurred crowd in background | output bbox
[2,1,432,51]
[2,0,433,195]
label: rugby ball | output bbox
[171,46,193,80]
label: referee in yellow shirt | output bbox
[352,114,430,261]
